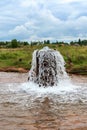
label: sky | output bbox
[0,0,87,42]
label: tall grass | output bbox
[0,45,87,74]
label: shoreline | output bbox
[0,67,87,75]
[0,67,28,73]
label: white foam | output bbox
[19,81,87,104]
[20,80,79,95]
[0,80,87,104]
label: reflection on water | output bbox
[0,72,87,130]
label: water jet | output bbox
[28,47,68,87]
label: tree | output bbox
[44,40,50,44]
[23,41,29,46]
[70,41,74,45]
[11,39,19,48]
[78,39,82,45]
[47,40,50,44]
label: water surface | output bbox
[0,72,87,130]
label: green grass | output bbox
[0,45,87,74]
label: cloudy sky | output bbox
[0,0,87,42]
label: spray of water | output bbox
[29,46,69,87]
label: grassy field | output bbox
[0,44,87,74]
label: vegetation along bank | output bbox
[0,39,87,75]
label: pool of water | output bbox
[0,72,87,130]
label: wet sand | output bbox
[0,72,87,130]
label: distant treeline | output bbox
[0,39,29,48]
[0,38,87,48]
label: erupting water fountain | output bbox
[28,46,68,87]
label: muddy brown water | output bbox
[0,72,87,130]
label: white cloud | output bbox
[21,0,38,7]
[61,0,83,4]
[0,0,87,41]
